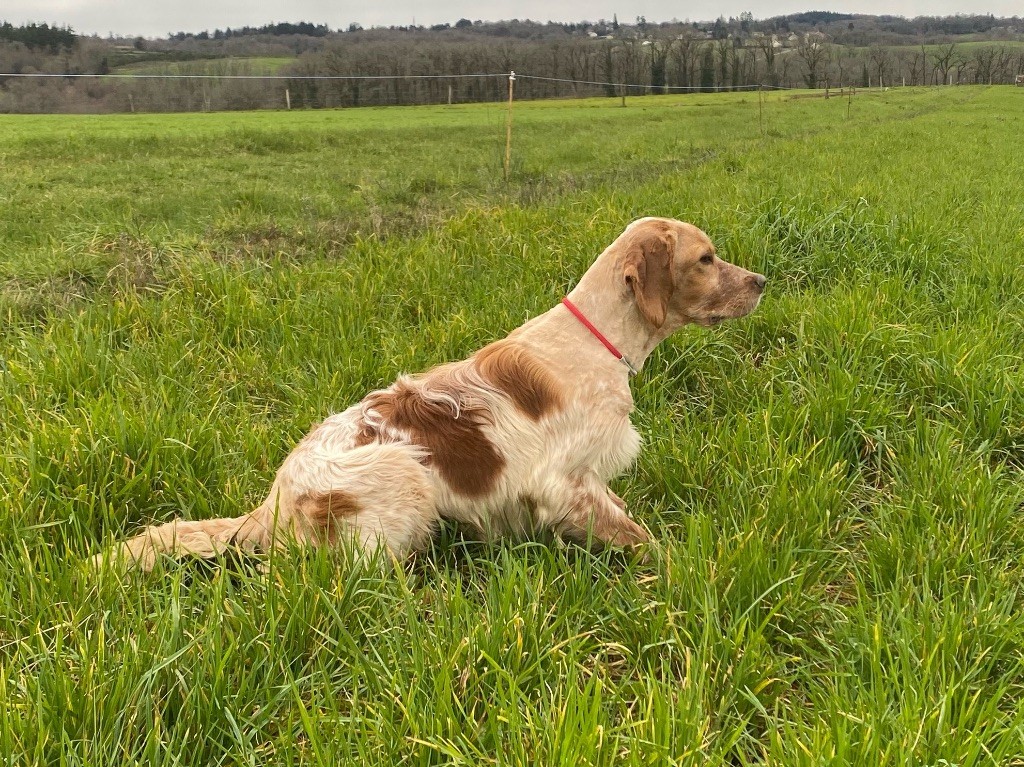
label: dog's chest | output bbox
[556,384,641,479]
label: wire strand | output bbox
[517,74,788,91]
[0,72,509,81]
[0,71,791,90]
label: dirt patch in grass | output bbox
[0,233,168,328]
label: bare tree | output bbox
[670,31,703,88]
[972,46,998,84]
[993,46,1015,84]
[830,43,853,87]
[905,47,927,85]
[954,54,970,84]
[868,45,891,87]
[649,32,675,92]
[597,41,614,95]
[930,43,960,85]
[565,39,589,95]
[779,51,794,88]
[794,34,829,88]
[715,37,731,90]
[738,46,756,88]
[892,49,912,85]
[618,38,647,89]
[751,32,778,86]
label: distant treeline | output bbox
[0,14,1022,112]
[161,13,1021,44]
[169,22,330,42]
[0,22,75,53]
[770,11,1010,36]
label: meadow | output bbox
[2,87,1023,765]
[115,57,298,75]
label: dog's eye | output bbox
[700,254,714,265]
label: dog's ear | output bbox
[621,227,675,329]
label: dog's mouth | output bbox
[697,306,754,327]
[692,313,726,327]
[697,292,764,327]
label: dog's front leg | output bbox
[607,488,627,511]
[544,473,651,548]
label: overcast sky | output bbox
[6,0,1021,38]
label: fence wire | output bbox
[0,70,792,114]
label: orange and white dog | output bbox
[96,217,766,569]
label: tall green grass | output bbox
[2,87,1023,765]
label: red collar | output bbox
[561,297,638,376]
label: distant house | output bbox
[751,31,784,49]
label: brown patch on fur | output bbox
[363,377,505,497]
[475,341,563,421]
[353,420,378,447]
[619,221,677,328]
[297,489,360,543]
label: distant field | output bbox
[868,40,1024,51]
[949,39,1024,49]
[842,39,1024,57]
[2,87,1024,765]
[115,56,296,75]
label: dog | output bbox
[94,217,766,570]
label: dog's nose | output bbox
[751,273,767,292]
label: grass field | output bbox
[2,87,1024,765]
[115,56,298,75]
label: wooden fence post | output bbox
[504,71,516,182]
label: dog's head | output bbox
[615,217,765,332]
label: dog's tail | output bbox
[91,510,272,572]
